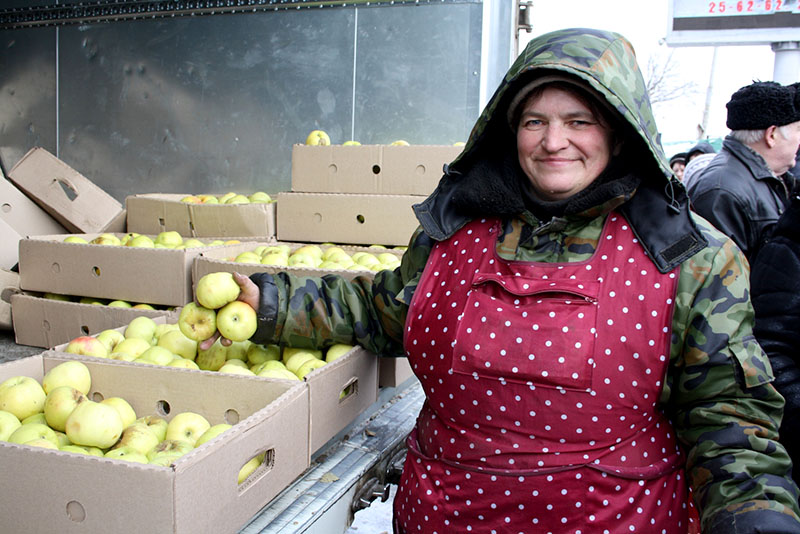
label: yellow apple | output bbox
[111,337,152,360]
[0,376,47,421]
[63,236,88,244]
[390,140,410,146]
[157,329,198,361]
[126,235,155,248]
[136,415,169,442]
[101,397,137,428]
[155,231,183,248]
[196,272,241,310]
[195,423,233,447]
[24,437,60,450]
[9,422,59,447]
[0,410,22,441]
[257,368,301,381]
[63,336,109,359]
[197,194,219,204]
[216,301,257,342]
[110,422,159,455]
[248,191,272,203]
[178,302,217,342]
[166,412,211,447]
[181,195,202,203]
[224,194,250,204]
[325,343,354,362]
[21,412,47,425]
[196,341,228,371]
[43,386,87,432]
[65,400,124,449]
[342,140,361,146]
[91,233,121,246]
[282,347,323,363]
[182,238,206,249]
[285,351,321,375]
[105,445,149,464]
[218,363,256,376]
[260,252,289,266]
[295,358,326,379]
[246,343,281,366]
[166,358,200,370]
[238,452,265,484]
[42,360,92,395]
[147,439,193,462]
[305,130,331,145]
[132,303,156,310]
[124,316,158,344]
[217,192,237,203]
[251,359,288,375]
[135,346,176,366]
[234,251,262,264]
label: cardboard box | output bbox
[0,269,20,330]
[192,241,403,284]
[276,192,421,246]
[10,292,179,348]
[17,234,240,307]
[0,353,309,534]
[291,144,459,195]
[0,217,23,270]
[7,147,126,234]
[126,194,277,239]
[379,356,416,388]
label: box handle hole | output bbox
[238,447,275,491]
[339,376,358,402]
[55,178,79,201]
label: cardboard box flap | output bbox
[0,269,19,330]
[0,177,67,236]
[8,147,124,233]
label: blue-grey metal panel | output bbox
[57,10,355,201]
[354,4,481,145]
[0,26,57,174]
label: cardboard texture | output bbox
[192,241,403,284]
[0,177,68,236]
[276,192,422,246]
[0,269,20,330]
[0,217,23,270]
[378,356,416,388]
[10,293,179,348]
[291,144,460,195]
[0,353,309,534]
[126,194,277,239]
[7,147,125,234]
[17,234,242,307]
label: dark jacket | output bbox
[751,193,800,483]
[687,135,795,259]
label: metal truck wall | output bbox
[0,4,486,202]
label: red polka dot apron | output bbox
[395,214,694,534]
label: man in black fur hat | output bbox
[688,81,800,259]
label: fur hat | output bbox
[726,81,800,130]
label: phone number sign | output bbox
[667,0,800,45]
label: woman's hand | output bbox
[198,272,260,351]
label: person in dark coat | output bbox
[751,192,800,486]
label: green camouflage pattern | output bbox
[255,28,800,532]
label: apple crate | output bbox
[0,353,309,534]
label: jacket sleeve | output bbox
[666,225,800,534]
[751,235,800,474]
[247,228,433,356]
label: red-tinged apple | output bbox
[257,368,301,381]
[112,337,152,359]
[248,191,272,203]
[167,358,200,370]
[0,376,47,421]
[65,401,124,449]
[181,195,202,203]
[64,336,109,359]
[305,130,330,145]
[43,386,87,432]
[124,316,158,344]
[166,412,211,447]
[42,360,92,395]
[108,300,132,308]
[101,397,137,428]
[8,423,59,447]
[196,341,228,371]
[178,302,217,342]
[195,423,233,447]
[0,410,22,441]
[105,445,149,463]
[238,452,265,484]
[135,346,176,366]
[157,329,197,360]
[295,358,326,379]
[154,231,183,248]
[247,343,281,366]
[111,422,159,455]
[24,437,59,450]
[218,363,255,376]
[196,272,241,310]
[216,301,257,342]
[325,343,354,363]
[136,415,169,442]
[96,329,125,352]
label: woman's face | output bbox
[516,86,614,201]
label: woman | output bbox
[207,28,800,533]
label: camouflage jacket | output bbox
[251,29,800,533]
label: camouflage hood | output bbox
[451,27,671,181]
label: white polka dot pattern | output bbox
[395,216,691,533]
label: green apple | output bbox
[43,360,92,395]
[342,140,361,146]
[218,363,256,376]
[96,329,125,352]
[0,376,47,421]
[157,329,197,361]
[119,232,140,246]
[24,437,60,450]
[126,234,155,248]
[43,292,72,301]
[136,415,169,442]
[234,251,261,264]
[108,300,133,308]
[285,351,320,375]
[63,336,109,359]
[305,130,330,145]
[0,410,22,441]
[325,343,354,362]
[110,423,159,455]
[166,412,211,447]
[182,238,206,249]
[248,191,272,203]
[53,430,70,447]
[21,412,47,425]
[220,358,248,369]
[238,452,265,484]
[195,423,233,447]
[63,236,89,244]
[124,316,158,344]
[91,233,122,246]
[133,303,156,310]
[178,302,217,342]
[8,423,59,447]
[79,297,107,306]
[135,346,176,366]
[292,244,324,262]
[147,439,193,463]
[154,322,179,340]
[250,359,288,375]
[65,401,124,449]
[196,272,241,310]
[282,347,323,363]
[216,301,257,342]
[218,192,237,204]
[110,337,152,360]
[155,231,184,248]
[43,386,87,432]
[60,444,97,455]
[105,445,149,464]
[247,343,281,366]
[197,194,219,204]
[260,252,289,266]
[101,397,137,428]
[295,358,326,379]
[196,342,228,371]
[225,194,250,204]
[226,340,250,362]
[390,140,410,146]
[257,368,301,381]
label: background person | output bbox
[670,151,687,180]
[210,29,800,534]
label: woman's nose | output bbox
[541,124,569,151]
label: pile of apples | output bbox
[40,291,165,310]
[62,231,239,250]
[0,361,262,480]
[304,129,409,146]
[229,243,403,272]
[180,191,274,205]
